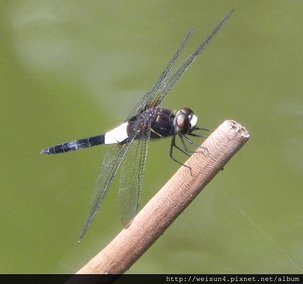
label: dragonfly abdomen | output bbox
[41,135,105,154]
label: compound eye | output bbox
[176,113,189,131]
[174,108,194,134]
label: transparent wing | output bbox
[127,9,234,119]
[153,9,234,104]
[79,139,135,242]
[127,30,193,119]
[119,121,151,227]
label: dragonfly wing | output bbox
[79,140,134,242]
[127,9,234,119]
[127,30,193,119]
[153,9,234,104]
[119,120,151,227]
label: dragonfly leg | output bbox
[169,135,191,168]
[180,133,209,156]
[188,132,208,139]
[195,126,210,132]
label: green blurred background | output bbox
[1,0,303,273]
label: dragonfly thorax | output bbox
[173,107,198,135]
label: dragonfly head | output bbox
[173,107,198,135]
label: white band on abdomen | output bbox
[104,122,129,144]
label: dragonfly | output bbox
[41,9,234,241]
